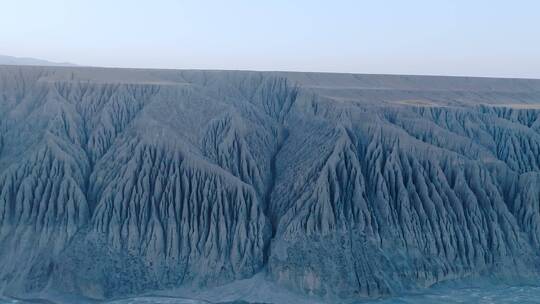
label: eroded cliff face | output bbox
[0,66,540,301]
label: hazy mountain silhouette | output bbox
[0,54,76,67]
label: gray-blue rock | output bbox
[1,66,540,302]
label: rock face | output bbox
[0,66,540,301]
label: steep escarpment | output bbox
[1,66,540,302]
[0,67,289,298]
[55,139,270,298]
[268,100,540,299]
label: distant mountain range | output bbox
[0,54,76,67]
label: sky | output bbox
[1,0,539,78]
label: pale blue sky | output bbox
[1,0,539,78]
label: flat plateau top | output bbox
[1,64,540,107]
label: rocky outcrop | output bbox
[1,66,540,302]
